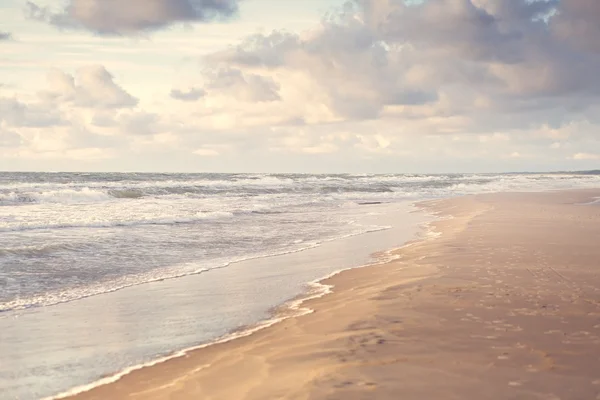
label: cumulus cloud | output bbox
[202,67,281,102]
[40,66,138,109]
[26,0,241,35]
[0,32,12,41]
[170,88,206,102]
[0,64,147,165]
[201,0,600,126]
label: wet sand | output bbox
[69,189,600,400]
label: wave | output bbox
[0,184,397,206]
[0,264,217,313]
[0,242,80,257]
[0,188,112,205]
[2,173,600,206]
[0,176,297,205]
[108,189,144,199]
[0,211,235,233]
[0,223,390,313]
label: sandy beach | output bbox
[68,189,600,400]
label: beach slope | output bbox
[70,189,600,400]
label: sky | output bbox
[1,0,599,173]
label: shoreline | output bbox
[61,195,464,400]
[66,188,600,400]
[57,200,448,400]
[43,201,433,400]
[3,217,395,314]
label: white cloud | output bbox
[0,65,143,164]
[572,152,600,160]
[41,66,138,109]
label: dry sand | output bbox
[69,189,600,400]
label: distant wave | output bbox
[2,173,599,206]
[108,189,144,199]
[0,242,80,257]
[0,211,235,232]
[0,184,401,206]
[0,188,112,205]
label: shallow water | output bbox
[1,202,427,400]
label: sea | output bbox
[1,171,599,400]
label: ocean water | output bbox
[1,172,599,399]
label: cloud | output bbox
[170,88,206,102]
[26,0,241,35]
[0,129,22,147]
[87,109,168,136]
[0,97,65,127]
[552,0,600,52]
[572,152,600,160]
[117,112,163,135]
[0,32,12,41]
[40,66,138,109]
[203,67,281,102]
[0,64,145,164]
[201,0,600,125]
